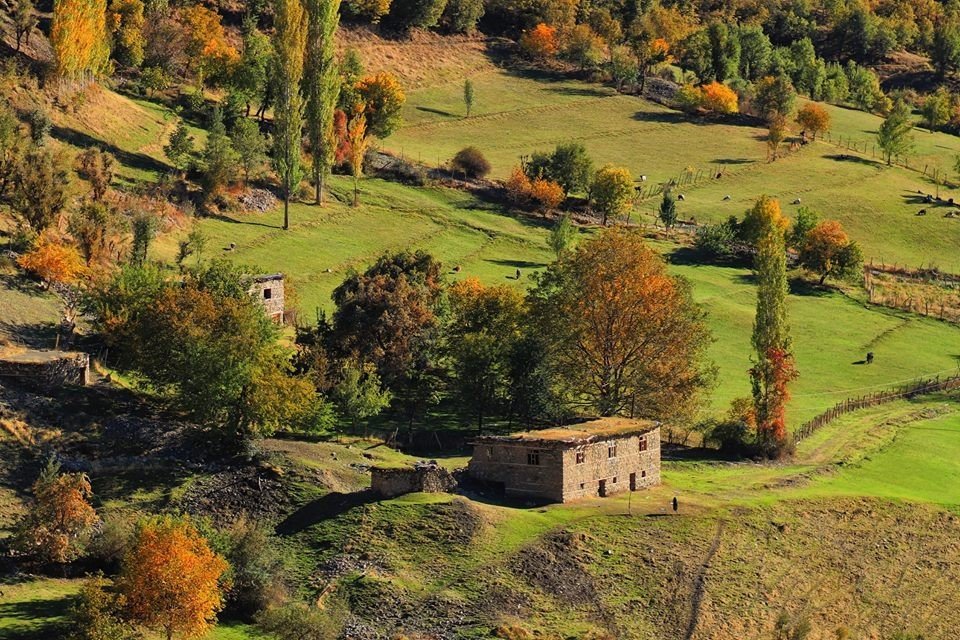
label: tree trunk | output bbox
[319,170,326,206]
[283,187,290,230]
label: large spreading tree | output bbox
[531,229,713,421]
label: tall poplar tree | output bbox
[747,196,797,456]
[271,0,307,230]
[50,0,110,82]
[304,0,341,206]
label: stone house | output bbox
[467,418,660,503]
[248,274,285,324]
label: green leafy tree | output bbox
[140,66,170,96]
[738,24,771,80]
[357,72,405,139]
[707,21,740,82]
[331,250,443,386]
[11,146,70,232]
[609,45,638,91]
[337,47,364,111]
[821,62,849,104]
[232,19,273,118]
[877,98,914,165]
[332,361,391,432]
[130,214,156,267]
[200,107,239,193]
[548,141,592,196]
[548,213,576,258]
[463,78,474,117]
[271,0,308,230]
[67,573,135,640]
[659,188,678,230]
[753,75,796,121]
[920,88,952,132]
[163,122,194,177]
[591,164,635,225]
[386,0,447,30]
[787,206,818,249]
[231,118,268,184]
[788,37,824,99]
[441,0,483,34]
[846,62,887,112]
[446,279,526,432]
[932,19,960,79]
[561,24,605,71]
[304,0,341,205]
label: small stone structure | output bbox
[0,349,90,387]
[371,461,457,498]
[248,273,285,324]
[467,418,660,503]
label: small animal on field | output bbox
[917,209,927,216]
[792,198,802,205]
[866,352,874,364]
[677,193,685,201]
[723,195,731,201]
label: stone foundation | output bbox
[371,461,457,498]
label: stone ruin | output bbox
[370,460,458,498]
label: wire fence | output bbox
[792,373,960,443]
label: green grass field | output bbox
[387,70,960,271]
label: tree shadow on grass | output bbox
[49,125,169,177]
[207,212,283,230]
[713,158,754,165]
[415,106,458,118]
[0,321,59,349]
[788,277,834,297]
[825,153,885,169]
[0,598,72,640]
[275,490,378,535]
[485,258,547,269]
[545,86,610,98]
[0,273,49,298]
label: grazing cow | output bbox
[792,198,802,205]
[723,195,731,200]
[918,209,927,216]
[677,193,685,201]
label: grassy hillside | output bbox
[387,70,960,271]
[153,174,960,425]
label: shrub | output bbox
[26,107,50,145]
[700,81,739,114]
[18,236,87,286]
[694,218,740,259]
[519,23,558,60]
[529,176,564,211]
[386,0,448,30]
[451,146,491,178]
[675,83,704,112]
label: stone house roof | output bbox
[472,417,659,449]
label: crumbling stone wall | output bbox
[371,462,457,498]
[0,351,90,388]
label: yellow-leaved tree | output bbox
[51,0,110,81]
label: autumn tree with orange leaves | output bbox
[747,196,797,457]
[531,229,713,421]
[180,4,238,86]
[700,81,739,114]
[119,516,228,640]
[520,23,558,60]
[798,220,863,285]
[14,459,99,563]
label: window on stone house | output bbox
[579,483,585,489]
[263,288,272,299]
[575,450,585,464]
[639,436,647,452]
[608,443,617,458]
[641,470,646,478]
[612,476,618,483]
[527,450,540,465]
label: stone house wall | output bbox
[467,443,566,502]
[559,429,660,501]
[248,275,285,324]
[467,426,661,503]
